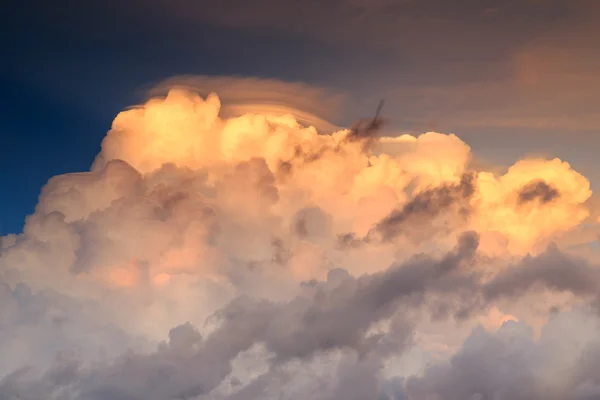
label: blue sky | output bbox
[1,2,332,232]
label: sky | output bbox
[3,0,600,234]
[2,1,600,399]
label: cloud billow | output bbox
[0,77,598,399]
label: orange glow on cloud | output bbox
[1,82,599,398]
[8,88,592,296]
[479,306,518,332]
[105,258,142,287]
[94,89,591,264]
[153,272,171,286]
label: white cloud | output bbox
[1,82,598,399]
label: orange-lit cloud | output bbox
[1,84,599,400]
[94,89,592,260]
[0,88,592,315]
[478,306,518,332]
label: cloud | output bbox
[517,180,561,205]
[0,281,148,380]
[146,75,346,133]
[371,173,475,242]
[0,233,475,399]
[4,233,600,399]
[404,310,600,400]
[1,83,599,399]
[482,244,600,302]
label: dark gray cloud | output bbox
[372,173,475,242]
[337,174,476,249]
[517,180,561,205]
[483,244,600,302]
[215,231,479,364]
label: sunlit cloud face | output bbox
[1,77,599,399]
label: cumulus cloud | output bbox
[405,310,600,400]
[1,81,599,399]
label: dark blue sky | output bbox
[2,0,599,234]
[0,1,346,233]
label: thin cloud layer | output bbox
[1,82,599,399]
[147,75,346,133]
[132,0,600,134]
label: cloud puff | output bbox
[0,83,598,399]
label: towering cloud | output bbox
[0,80,598,399]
